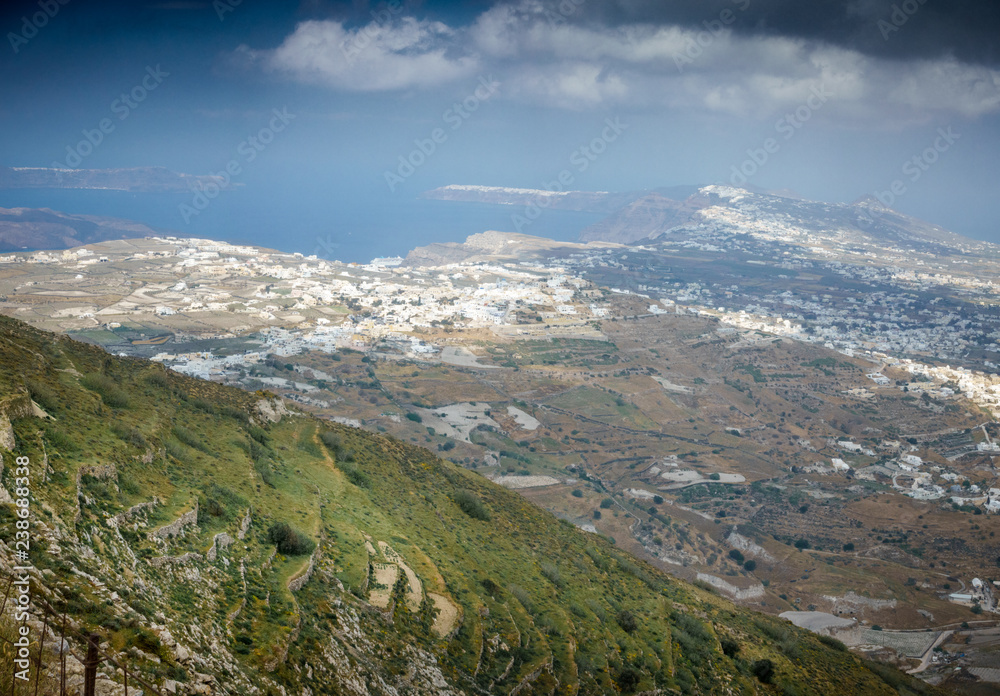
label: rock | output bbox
[0,412,14,451]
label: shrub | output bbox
[185,398,211,414]
[144,372,170,389]
[339,463,371,489]
[80,373,129,408]
[405,412,422,423]
[508,584,532,612]
[267,522,314,556]
[818,635,847,652]
[728,549,745,564]
[25,379,59,413]
[600,498,613,508]
[246,425,270,446]
[720,637,740,658]
[253,458,275,487]
[743,560,757,572]
[540,562,562,587]
[164,440,187,462]
[454,489,489,521]
[615,609,638,633]
[320,431,343,454]
[44,426,79,453]
[172,425,208,452]
[794,538,810,550]
[572,489,584,498]
[592,510,602,520]
[843,542,855,551]
[751,659,774,684]
[653,495,664,504]
[111,423,147,450]
[709,473,721,481]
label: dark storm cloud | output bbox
[574,0,1000,66]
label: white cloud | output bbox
[236,1,1000,122]
[240,18,479,91]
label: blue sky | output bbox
[1,0,999,254]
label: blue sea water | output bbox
[0,188,603,263]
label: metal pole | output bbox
[33,605,49,696]
[83,634,99,696]
[59,613,66,696]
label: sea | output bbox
[0,187,604,263]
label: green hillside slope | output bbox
[0,316,939,695]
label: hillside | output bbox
[0,206,168,252]
[0,315,940,694]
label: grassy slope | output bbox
[0,316,942,695]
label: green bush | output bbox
[320,431,343,454]
[173,425,208,452]
[508,584,532,612]
[406,412,423,423]
[454,489,489,521]
[615,609,637,633]
[164,439,187,462]
[111,423,147,450]
[81,373,129,408]
[817,635,847,652]
[267,522,315,556]
[751,659,774,684]
[572,489,583,498]
[339,463,371,489]
[25,379,59,413]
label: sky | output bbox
[1,0,999,257]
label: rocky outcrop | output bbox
[108,499,157,527]
[237,507,252,540]
[206,532,234,562]
[149,552,202,568]
[253,397,290,424]
[0,393,34,451]
[289,547,320,592]
[79,463,118,481]
[150,501,198,540]
[695,573,766,601]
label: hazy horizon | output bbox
[2,0,998,254]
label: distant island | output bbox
[0,165,241,193]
